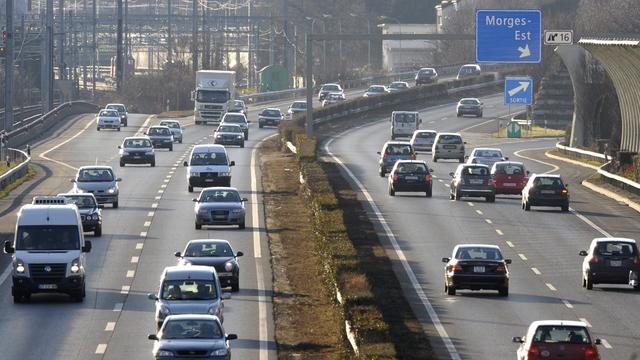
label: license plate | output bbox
[610,260,622,267]
[218,272,232,277]
[205,179,215,182]
[503,183,516,187]
[444,145,457,149]
[541,190,556,194]
[405,176,418,180]
[133,156,141,159]
[469,179,483,184]
[214,215,226,219]
[38,284,58,290]
[473,266,485,273]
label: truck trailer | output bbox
[192,70,236,125]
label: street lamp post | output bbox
[321,14,332,77]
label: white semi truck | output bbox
[192,70,236,125]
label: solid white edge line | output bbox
[569,208,611,237]
[514,147,560,174]
[324,137,462,360]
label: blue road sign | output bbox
[476,9,542,63]
[504,76,533,105]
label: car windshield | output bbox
[396,163,428,174]
[234,100,245,108]
[15,225,81,251]
[148,127,171,136]
[595,242,636,257]
[196,90,229,103]
[160,122,180,129]
[223,115,246,123]
[390,82,407,89]
[62,195,97,209]
[322,84,340,92]
[494,164,524,176]
[438,135,463,144]
[291,102,306,109]
[189,152,228,166]
[460,66,478,74]
[462,166,489,176]
[161,319,224,340]
[100,110,118,117]
[461,99,480,105]
[106,105,125,112]
[369,86,384,92]
[533,177,564,188]
[262,110,281,117]
[475,150,503,158]
[416,132,436,139]
[184,242,234,257]
[200,190,241,203]
[455,247,503,260]
[161,279,218,300]
[218,125,241,133]
[384,144,413,155]
[394,114,416,123]
[532,326,591,344]
[419,69,435,75]
[124,139,152,148]
[77,168,114,182]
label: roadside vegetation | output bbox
[494,125,565,138]
[0,166,36,199]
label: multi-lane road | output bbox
[327,94,640,359]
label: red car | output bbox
[513,320,601,360]
[490,161,529,195]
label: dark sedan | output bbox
[146,126,174,151]
[580,237,640,290]
[442,244,511,296]
[415,67,438,85]
[119,136,156,167]
[57,193,103,236]
[194,187,247,229]
[522,174,569,211]
[450,164,495,202]
[149,315,237,360]
[175,239,243,292]
[388,160,433,197]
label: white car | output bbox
[513,320,601,360]
[388,81,409,92]
[159,120,183,143]
[466,148,507,167]
[363,85,389,97]
[96,109,121,131]
[322,92,346,107]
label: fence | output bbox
[0,148,31,192]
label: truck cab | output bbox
[192,70,236,125]
[4,204,92,303]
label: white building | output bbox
[435,0,471,33]
[380,23,439,72]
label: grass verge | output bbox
[0,165,37,199]
[494,125,565,138]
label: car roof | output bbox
[530,174,562,179]
[201,186,239,192]
[192,144,226,152]
[393,111,418,114]
[159,119,179,123]
[106,103,125,106]
[453,244,502,251]
[384,141,412,146]
[57,192,96,198]
[460,98,480,101]
[414,130,437,133]
[462,64,480,68]
[419,67,436,71]
[493,161,524,166]
[224,112,246,116]
[123,136,150,141]
[149,125,170,128]
[164,314,221,322]
[218,123,242,128]
[163,265,216,280]
[529,320,588,328]
[291,101,305,104]
[391,81,408,84]
[472,147,502,152]
[592,237,636,244]
[186,239,232,245]
[395,160,427,164]
[263,107,281,111]
[460,164,489,168]
[322,83,340,87]
[78,165,114,171]
[436,132,461,136]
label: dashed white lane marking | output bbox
[104,322,116,331]
[154,196,161,200]
[562,299,574,309]
[445,184,451,188]
[171,167,176,171]
[468,202,474,207]
[166,174,172,178]
[95,344,107,354]
[163,179,170,183]
[157,189,164,194]
[143,221,151,227]
[136,243,144,250]
[147,212,154,217]
[325,136,462,360]
[140,230,148,236]
[601,339,612,349]
[151,203,158,208]
[131,256,139,263]
[120,285,130,294]
[429,121,435,124]
[160,184,167,188]
[518,253,528,261]
[485,219,492,224]
[579,318,592,327]
[476,210,483,215]
[126,270,135,278]
[531,267,542,275]
[506,240,514,248]
[546,283,557,291]
[113,303,123,312]
[495,229,504,235]
[438,179,444,183]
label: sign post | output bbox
[476,9,542,63]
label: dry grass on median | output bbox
[494,125,565,138]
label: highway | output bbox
[327,93,640,359]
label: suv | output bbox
[72,166,122,208]
[146,126,174,151]
[57,193,103,236]
[377,141,416,177]
[449,164,495,202]
[580,237,640,290]
[4,203,92,302]
[148,266,230,329]
[159,120,183,143]
[184,144,235,192]
[258,108,283,128]
[457,64,481,80]
[119,136,155,167]
[221,112,249,140]
[432,133,466,163]
[105,103,128,127]
[415,67,438,85]
[522,174,569,212]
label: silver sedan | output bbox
[194,187,247,229]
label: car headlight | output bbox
[145,151,154,155]
[236,135,243,139]
[70,257,81,273]
[159,305,171,316]
[216,135,222,139]
[211,349,227,356]
[14,258,25,274]
[224,261,234,272]
[92,214,100,220]
[190,172,199,177]
[107,187,117,194]
[207,306,218,315]
[219,172,230,177]
[156,350,174,357]
[198,208,209,213]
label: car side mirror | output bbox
[512,336,523,343]
[118,145,122,149]
[148,334,159,341]
[464,155,469,159]
[236,251,244,257]
[377,151,381,155]
[429,168,434,172]
[230,161,235,167]
[241,198,248,202]
[174,251,182,258]
[70,179,76,183]
[505,259,512,265]
[98,204,105,209]
[4,240,15,254]
[449,172,455,178]
[192,198,198,202]
[147,293,159,301]
[565,183,569,187]
[227,334,238,341]
[594,338,601,345]
[441,257,450,263]
[221,293,231,300]
[183,161,188,167]
[116,178,122,182]
[579,250,588,256]
[526,170,531,176]
[464,141,468,144]
[82,241,92,253]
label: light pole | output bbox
[321,14,331,77]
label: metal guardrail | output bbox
[555,141,607,162]
[0,148,31,191]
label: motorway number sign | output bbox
[544,30,573,45]
[476,9,542,63]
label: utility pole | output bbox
[201,1,208,69]
[82,0,87,90]
[304,20,313,137]
[4,0,15,131]
[42,0,54,113]
[248,0,253,86]
[59,0,65,80]
[124,0,128,78]
[192,0,198,71]
[269,15,274,65]
[283,0,289,85]
[167,0,172,64]
[116,0,123,91]
[92,0,96,96]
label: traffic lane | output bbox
[103,123,276,358]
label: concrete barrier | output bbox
[555,141,607,164]
[0,148,31,191]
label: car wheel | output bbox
[231,282,240,292]
[97,127,100,131]
[151,160,156,167]
[561,204,569,212]
[195,222,202,230]
[240,141,245,148]
[459,157,465,163]
[239,221,246,229]
[426,188,432,198]
[188,185,193,193]
[117,127,121,131]
[498,286,509,297]
[169,145,173,151]
[179,139,183,143]
[454,189,461,201]
[391,134,396,140]
[633,283,640,291]
[388,186,395,196]
[94,225,102,237]
[585,275,593,290]
[478,112,483,118]
[245,133,249,140]
[113,201,119,209]
[447,285,456,296]
[487,195,495,203]
[259,123,264,128]
[119,161,125,167]
[449,192,454,200]
[433,157,438,163]
[72,286,85,302]
[456,113,461,118]
[379,168,385,177]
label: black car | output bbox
[221,112,249,140]
[415,67,438,85]
[522,174,569,212]
[258,108,283,128]
[442,244,511,296]
[57,193,103,236]
[580,238,640,290]
[175,239,243,292]
[119,136,156,167]
[146,126,174,151]
[450,164,495,202]
[388,160,433,197]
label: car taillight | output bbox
[634,256,640,265]
[528,345,540,356]
[449,263,463,273]
[584,345,599,358]
[495,263,507,273]
[392,175,398,183]
[424,175,432,182]
[383,153,388,160]
[411,153,417,160]
[490,178,496,185]
[561,188,569,196]
[589,256,599,264]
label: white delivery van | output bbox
[4,204,92,303]
[391,111,421,140]
[184,144,235,192]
